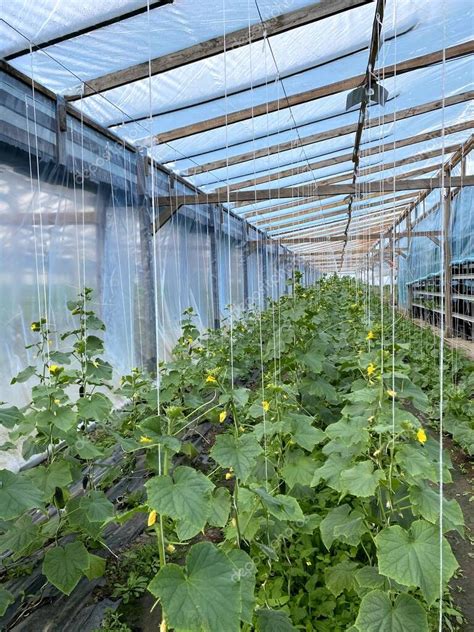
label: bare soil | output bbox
[445,435,474,631]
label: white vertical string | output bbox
[438,7,447,627]
[222,0,235,391]
[28,48,50,367]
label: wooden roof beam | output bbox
[153,41,474,144]
[271,211,400,238]
[272,205,410,235]
[5,1,174,61]
[278,230,440,244]
[154,175,473,207]
[185,92,471,176]
[67,0,372,100]
[257,198,413,231]
[242,187,416,219]
[212,121,471,194]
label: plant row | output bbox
[0,277,470,631]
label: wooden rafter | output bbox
[212,121,472,194]
[258,199,413,232]
[154,175,473,207]
[5,1,174,61]
[228,163,443,213]
[152,41,474,143]
[67,0,372,100]
[185,93,472,176]
[272,210,401,238]
[273,204,411,234]
[276,230,440,244]
[242,187,416,218]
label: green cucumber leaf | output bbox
[80,490,115,522]
[320,504,367,550]
[255,608,297,631]
[83,553,106,580]
[0,470,43,520]
[77,393,112,421]
[0,587,14,616]
[375,520,458,605]
[324,560,359,596]
[146,466,214,540]
[42,541,89,595]
[340,460,385,497]
[208,487,231,527]
[148,541,249,632]
[0,406,24,428]
[280,450,315,489]
[355,590,428,632]
[210,434,262,482]
[252,487,304,522]
[409,484,464,535]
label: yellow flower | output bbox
[366,363,376,377]
[54,399,61,405]
[206,374,217,384]
[187,337,193,345]
[239,425,245,433]
[219,410,227,423]
[140,436,153,444]
[366,331,375,341]
[417,428,427,444]
[30,322,40,332]
[48,365,63,375]
[166,544,176,554]
[147,510,157,527]
[262,400,270,412]
[386,389,397,398]
[225,472,234,480]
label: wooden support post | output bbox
[55,96,67,166]
[262,239,269,305]
[137,187,158,372]
[208,207,221,330]
[242,223,250,309]
[443,171,453,337]
[389,233,395,307]
[406,209,413,316]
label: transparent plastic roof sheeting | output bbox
[2,1,320,90]
[1,0,472,294]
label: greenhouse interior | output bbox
[0,0,473,630]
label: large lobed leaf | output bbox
[0,470,43,520]
[375,520,458,605]
[355,590,428,632]
[148,541,254,632]
[42,541,90,595]
[146,466,214,540]
[210,433,262,482]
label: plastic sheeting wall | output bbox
[397,163,474,307]
[0,66,317,469]
[154,205,215,359]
